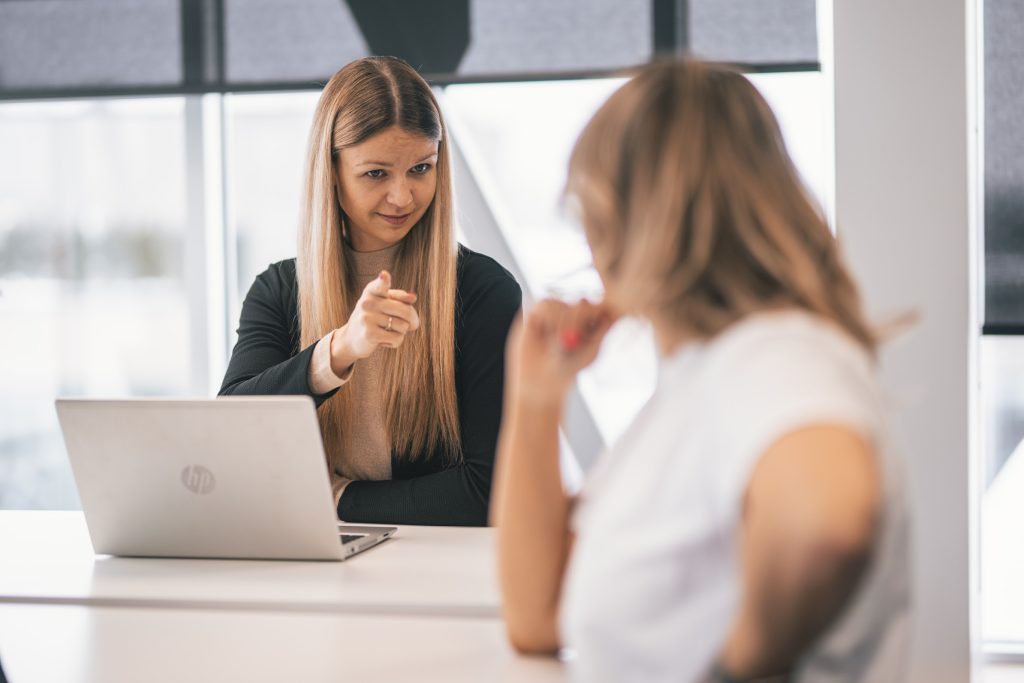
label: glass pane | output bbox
[442,71,829,447]
[0,98,189,509]
[225,91,321,341]
[981,335,1024,645]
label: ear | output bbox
[334,181,345,211]
[332,164,346,211]
[331,152,342,187]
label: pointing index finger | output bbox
[365,270,391,298]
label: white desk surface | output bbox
[0,511,502,617]
[0,603,567,683]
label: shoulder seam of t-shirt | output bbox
[697,312,882,517]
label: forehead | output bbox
[340,127,438,165]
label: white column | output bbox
[183,94,229,395]
[830,1,978,681]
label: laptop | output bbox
[55,396,396,561]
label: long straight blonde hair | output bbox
[567,58,877,354]
[297,57,461,470]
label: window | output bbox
[0,0,824,509]
[0,77,829,514]
[981,0,1024,652]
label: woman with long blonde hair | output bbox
[221,56,521,526]
[493,59,908,681]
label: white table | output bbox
[0,511,501,617]
[0,603,567,683]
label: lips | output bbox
[377,212,413,226]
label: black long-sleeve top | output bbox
[219,245,522,526]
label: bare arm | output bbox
[714,425,882,680]
[491,299,616,655]
[491,394,570,653]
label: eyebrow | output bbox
[355,153,438,168]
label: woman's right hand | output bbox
[329,270,420,375]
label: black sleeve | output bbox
[219,265,338,407]
[337,272,522,526]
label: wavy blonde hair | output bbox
[567,58,877,353]
[297,57,460,469]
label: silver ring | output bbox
[386,316,393,332]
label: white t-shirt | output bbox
[561,311,910,683]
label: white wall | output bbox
[830,1,975,681]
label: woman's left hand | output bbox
[505,298,618,409]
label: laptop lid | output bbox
[55,397,350,561]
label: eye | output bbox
[411,163,433,175]
[365,169,386,179]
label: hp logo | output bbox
[181,465,216,494]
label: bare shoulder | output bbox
[747,424,881,551]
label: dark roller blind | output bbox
[0,0,818,99]
[224,0,368,84]
[984,0,1024,332]
[0,0,182,92]
[689,0,817,66]
[453,0,652,77]
[223,0,653,84]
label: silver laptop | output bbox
[55,397,396,561]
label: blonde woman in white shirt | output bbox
[492,59,909,682]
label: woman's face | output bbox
[335,126,439,252]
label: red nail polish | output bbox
[560,329,581,351]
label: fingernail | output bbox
[560,329,581,352]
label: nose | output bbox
[385,177,413,210]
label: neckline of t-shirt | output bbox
[349,241,402,277]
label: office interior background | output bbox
[0,0,1020,680]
